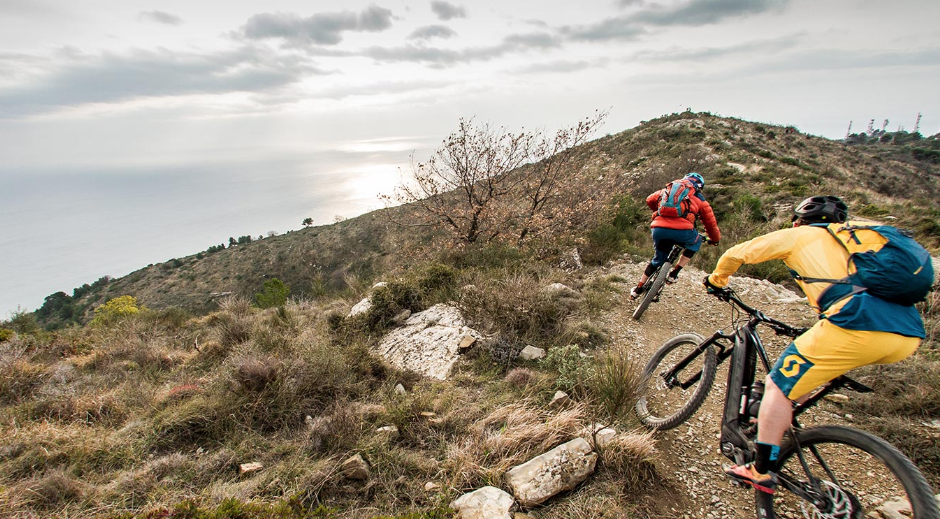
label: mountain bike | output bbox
[635,286,939,519]
[632,233,707,320]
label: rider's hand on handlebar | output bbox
[703,275,728,295]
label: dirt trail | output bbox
[598,259,820,519]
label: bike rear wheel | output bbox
[635,333,716,430]
[632,262,671,320]
[756,425,939,519]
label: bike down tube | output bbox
[719,326,760,463]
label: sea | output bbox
[0,159,404,317]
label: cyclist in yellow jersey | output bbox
[703,196,925,494]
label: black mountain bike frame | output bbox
[663,289,874,495]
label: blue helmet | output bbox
[685,172,704,190]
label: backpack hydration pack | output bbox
[799,224,934,308]
[657,179,697,218]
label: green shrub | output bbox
[131,497,338,519]
[256,278,291,308]
[589,345,644,424]
[90,295,144,327]
[583,195,648,264]
[459,269,576,344]
[7,310,40,334]
[542,344,594,395]
[733,193,767,223]
[0,327,13,342]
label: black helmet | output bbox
[793,196,848,224]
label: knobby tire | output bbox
[636,333,717,430]
[755,425,939,519]
[632,261,671,320]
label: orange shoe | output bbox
[725,463,777,494]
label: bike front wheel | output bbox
[635,333,716,430]
[632,262,671,320]
[756,425,940,519]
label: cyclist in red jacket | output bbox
[630,172,721,299]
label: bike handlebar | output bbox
[708,286,805,338]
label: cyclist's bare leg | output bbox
[676,256,692,268]
[756,377,793,447]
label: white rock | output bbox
[582,423,617,449]
[348,297,372,317]
[375,304,482,380]
[239,462,263,475]
[518,345,546,361]
[394,383,407,394]
[549,391,570,408]
[544,283,578,298]
[450,486,514,519]
[878,497,912,519]
[505,437,598,506]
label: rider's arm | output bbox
[646,190,661,211]
[697,200,721,243]
[708,228,797,287]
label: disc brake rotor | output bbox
[800,480,858,519]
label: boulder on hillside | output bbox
[348,282,389,317]
[340,454,370,480]
[375,304,483,380]
[450,486,514,519]
[505,437,598,506]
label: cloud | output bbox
[631,0,790,26]
[562,0,788,43]
[560,18,646,42]
[629,34,802,62]
[315,80,452,100]
[515,59,603,74]
[363,32,560,65]
[0,47,321,116]
[241,4,394,46]
[408,25,456,40]
[138,10,183,26]
[430,1,466,21]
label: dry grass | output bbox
[589,344,645,425]
[444,402,584,490]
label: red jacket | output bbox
[646,188,721,243]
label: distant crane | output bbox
[914,112,922,134]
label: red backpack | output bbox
[656,179,697,218]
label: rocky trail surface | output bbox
[598,259,896,519]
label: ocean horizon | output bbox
[0,157,404,317]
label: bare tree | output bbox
[385,118,534,244]
[516,110,608,243]
[384,112,608,246]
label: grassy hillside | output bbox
[25,111,940,332]
[2,111,938,518]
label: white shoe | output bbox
[630,285,644,300]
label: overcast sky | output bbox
[2,0,939,315]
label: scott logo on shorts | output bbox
[779,355,808,378]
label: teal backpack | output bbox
[796,224,934,308]
[657,178,696,219]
